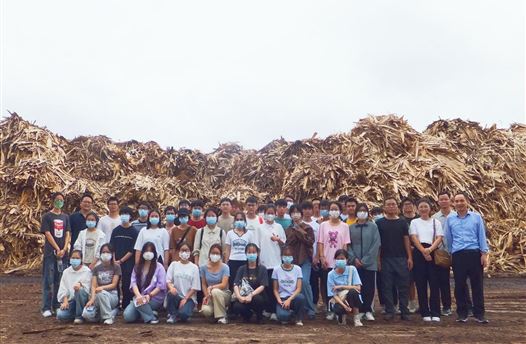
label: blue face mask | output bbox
[282,256,293,264]
[192,208,202,217]
[138,209,149,218]
[320,209,329,218]
[373,215,384,221]
[149,217,160,226]
[179,216,189,224]
[86,220,97,229]
[340,214,348,221]
[70,258,82,268]
[120,214,130,224]
[234,220,246,229]
[335,259,347,269]
[246,253,258,262]
[166,214,176,223]
[206,216,217,225]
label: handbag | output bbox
[432,219,452,268]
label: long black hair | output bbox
[244,243,260,268]
[99,243,114,266]
[146,209,163,229]
[134,242,158,292]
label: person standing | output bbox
[311,198,321,221]
[164,206,178,238]
[245,196,263,232]
[97,197,121,244]
[224,212,255,290]
[69,193,94,249]
[344,198,358,226]
[218,198,235,232]
[134,209,170,268]
[193,208,227,267]
[169,208,197,263]
[41,192,71,318]
[400,197,419,313]
[132,202,150,231]
[275,199,293,229]
[301,201,321,310]
[189,200,206,229]
[445,192,489,324]
[377,197,413,321]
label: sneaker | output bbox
[381,307,387,315]
[400,314,411,321]
[468,309,474,317]
[354,315,363,327]
[475,316,489,324]
[42,310,52,318]
[166,315,176,324]
[395,306,401,314]
[325,312,335,321]
[431,317,441,322]
[217,317,229,324]
[337,314,346,325]
[149,318,159,325]
[384,313,395,321]
[103,318,114,325]
[295,320,304,326]
[270,313,278,321]
[456,317,468,323]
[423,316,432,322]
[365,312,375,321]
[262,311,272,318]
[408,301,417,314]
[152,310,159,317]
[73,318,84,324]
[441,308,452,316]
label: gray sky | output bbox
[2,0,524,152]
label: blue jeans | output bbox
[166,293,195,321]
[300,261,315,317]
[56,289,89,321]
[276,293,306,322]
[123,299,162,323]
[41,255,65,312]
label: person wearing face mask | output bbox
[371,207,384,222]
[132,202,150,231]
[327,250,363,327]
[109,207,139,309]
[256,205,267,221]
[302,200,322,309]
[225,212,255,290]
[193,208,227,267]
[188,200,206,229]
[318,201,351,320]
[169,208,197,264]
[317,199,331,224]
[272,245,305,326]
[232,243,268,323]
[254,204,286,321]
[41,192,71,318]
[82,244,121,324]
[164,206,178,237]
[174,199,191,225]
[134,210,170,269]
[348,203,381,322]
[285,205,316,319]
[200,243,231,324]
[165,242,201,323]
[56,250,92,323]
[74,211,106,270]
[124,242,166,324]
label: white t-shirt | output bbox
[166,261,201,302]
[226,230,254,261]
[272,264,303,298]
[134,227,170,257]
[255,222,286,270]
[245,216,262,232]
[97,215,121,244]
[303,219,319,258]
[409,218,444,245]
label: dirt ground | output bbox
[0,275,524,344]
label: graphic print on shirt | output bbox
[98,269,114,285]
[328,230,338,248]
[54,219,64,238]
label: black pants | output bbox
[319,267,332,308]
[310,263,321,305]
[264,269,276,313]
[436,265,452,309]
[380,257,410,315]
[228,260,246,291]
[377,272,398,306]
[413,247,440,317]
[356,268,376,313]
[120,262,134,309]
[232,294,266,321]
[332,289,363,315]
[452,250,485,318]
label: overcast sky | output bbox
[2,0,524,152]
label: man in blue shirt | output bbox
[444,192,489,324]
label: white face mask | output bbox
[329,210,341,219]
[179,251,191,261]
[209,254,221,263]
[100,252,112,262]
[265,214,275,222]
[291,213,302,221]
[143,252,155,261]
[357,211,369,220]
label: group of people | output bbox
[40,191,489,327]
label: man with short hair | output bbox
[174,199,191,225]
[188,200,206,229]
[131,202,149,231]
[217,197,234,232]
[311,198,321,221]
[317,199,330,224]
[302,201,321,312]
[344,197,358,225]
[69,193,94,246]
[274,199,292,229]
[337,195,349,222]
[400,197,418,313]
[245,196,263,231]
[97,196,121,243]
[445,192,489,324]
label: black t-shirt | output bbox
[69,211,87,248]
[110,225,139,266]
[40,212,71,257]
[376,217,409,258]
[234,264,268,290]
[401,215,418,226]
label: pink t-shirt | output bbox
[318,220,351,268]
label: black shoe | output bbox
[468,309,474,317]
[400,314,411,321]
[383,313,395,321]
[456,317,468,323]
[475,316,489,324]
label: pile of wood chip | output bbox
[1,113,525,273]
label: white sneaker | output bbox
[354,315,363,327]
[270,313,278,321]
[73,318,83,324]
[217,317,229,324]
[326,312,335,321]
[149,318,159,324]
[262,311,271,318]
[166,315,176,324]
[408,301,418,314]
[42,310,52,318]
[423,316,432,322]
[295,320,304,326]
[103,318,114,325]
[431,317,441,322]
[365,312,375,321]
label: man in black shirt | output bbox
[69,193,94,246]
[400,197,419,313]
[110,206,139,309]
[377,197,413,321]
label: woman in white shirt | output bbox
[73,211,105,270]
[409,198,444,322]
[225,212,254,290]
[254,204,286,320]
[134,209,170,269]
